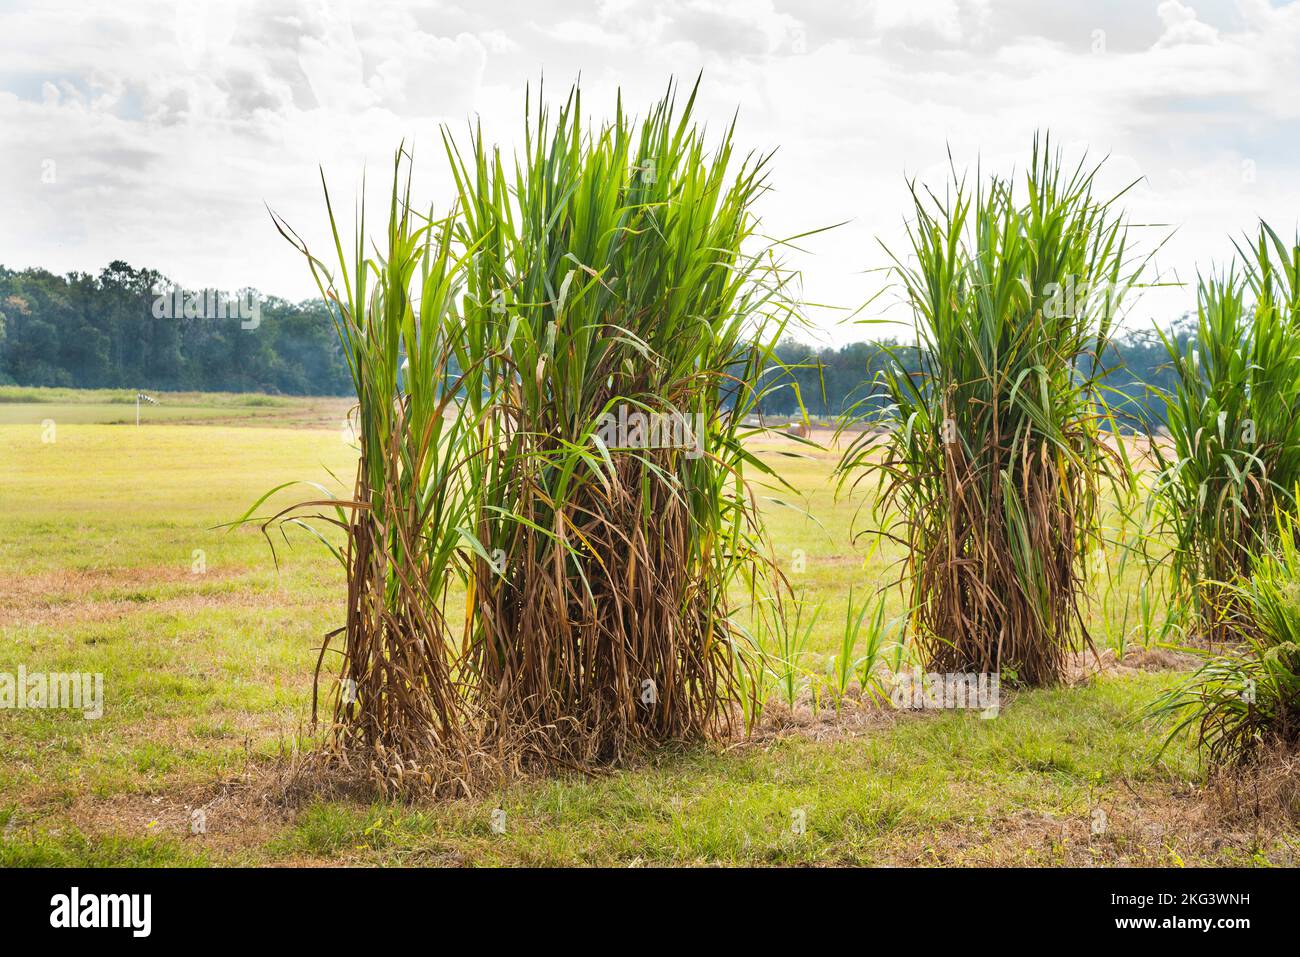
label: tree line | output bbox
[0,261,351,395]
[0,260,1192,421]
[756,323,1194,429]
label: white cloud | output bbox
[366,31,487,115]
[870,0,990,46]
[543,20,633,49]
[0,0,1297,344]
[588,0,804,55]
[1155,0,1219,47]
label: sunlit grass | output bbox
[0,413,1246,868]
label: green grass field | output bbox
[0,395,1294,866]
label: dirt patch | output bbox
[892,779,1294,866]
[2,587,332,631]
[1064,646,1198,685]
[0,564,331,629]
[1,565,200,608]
[1120,646,1201,671]
[58,776,288,862]
[740,697,904,747]
[7,717,319,859]
[1204,746,1300,828]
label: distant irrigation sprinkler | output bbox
[135,392,157,426]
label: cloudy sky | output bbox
[2,0,1298,344]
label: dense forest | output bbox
[0,260,1190,423]
[0,261,351,395]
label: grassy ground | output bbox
[0,397,1295,866]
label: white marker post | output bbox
[136,392,157,426]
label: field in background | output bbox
[0,386,350,428]
[0,392,1294,866]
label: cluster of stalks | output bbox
[446,85,798,764]
[1146,224,1300,645]
[1149,509,1300,766]
[259,82,796,794]
[1142,225,1300,768]
[838,139,1143,687]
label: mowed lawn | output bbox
[0,397,1294,866]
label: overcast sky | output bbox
[2,0,1298,344]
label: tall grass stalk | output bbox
[826,588,890,708]
[772,600,819,710]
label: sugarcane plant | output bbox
[445,80,800,764]
[251,80,803,791]
[1145,223,1300,644]
[838,138,1144,687]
